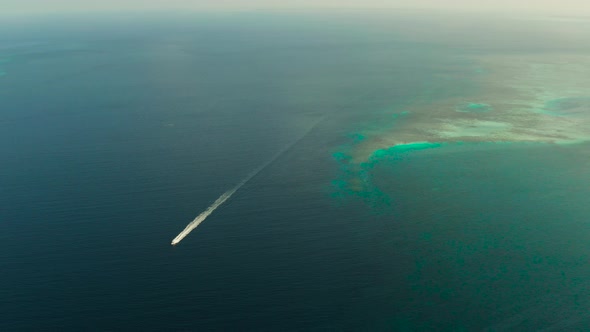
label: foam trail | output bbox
[171,117,323,246]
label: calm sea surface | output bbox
[1,12,590,330]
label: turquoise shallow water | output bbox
[365,142,590,329]
[1,12,590,330]
[456,102,493,113]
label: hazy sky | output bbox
[3,0,590,14]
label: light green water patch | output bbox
[0,70,5,77]
[455,102,493,113]
[369,142,444,162]
[555,138,590,145]
[367,141,561,172]
[542,97,590,116]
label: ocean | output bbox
[1,12,590,330]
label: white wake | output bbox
[171,118,322,246]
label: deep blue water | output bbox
[2,13,590,331]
